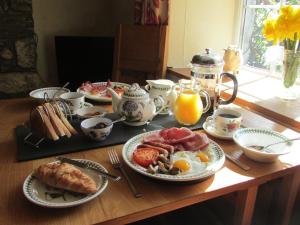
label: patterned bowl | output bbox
[29,87,70,102]
[75,106,108,119]
[81,117,113,141]
[233,128,292,163]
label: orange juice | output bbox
[174,89,203,125]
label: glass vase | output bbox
[278,50,300,100]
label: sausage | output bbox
[143,141,174,153]
[137,144,169,156]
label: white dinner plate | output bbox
[23,159,108,208]
[203,121,233,140]
[77,82,130,102]
[122,130,225,182]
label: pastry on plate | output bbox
[34,162,97,194]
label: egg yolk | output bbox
[173,159,190,172]
[197,152,209,162]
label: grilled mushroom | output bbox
[169,167,181,175]
[158,161,168,174]
[147,164,159,174]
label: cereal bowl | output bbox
[233,128,292,163]
[81,117,113,141]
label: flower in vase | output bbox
[263,5,300,92]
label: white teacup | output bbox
[60,92,85,113]
[206,108,242,135]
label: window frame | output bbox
[237,0,300,77]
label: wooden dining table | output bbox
[0,97,300,225]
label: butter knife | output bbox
[225,153,251,171]
[56,157,121,181]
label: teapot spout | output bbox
[107,87,121,113]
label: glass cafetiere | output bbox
[189,48,238,112]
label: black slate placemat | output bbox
[15,112,212,162]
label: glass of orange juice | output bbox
[174,79,211,126]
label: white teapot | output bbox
[107,83,164,126]
[145,79,177,115]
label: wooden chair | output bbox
[112,24,168,85]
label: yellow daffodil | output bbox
[292,7,300,38]
[263,18,279,44]
[263,5,300,49]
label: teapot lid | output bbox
[191,48,223,66]
[124,83,148,98]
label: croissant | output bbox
[34,162,97,194]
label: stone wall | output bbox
[0,0,43,96]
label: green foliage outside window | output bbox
[244,0,299,69]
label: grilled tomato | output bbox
[133,147,159,167]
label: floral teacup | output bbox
[206,108,242,135]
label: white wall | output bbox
[32,0,237,83]
[32,0,113,84]
[168,0,236,68]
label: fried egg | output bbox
[171,151,208,175]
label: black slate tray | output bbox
[15,112,211,162]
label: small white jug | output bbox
[145,79,177,115]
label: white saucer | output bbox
[203,121,233,140]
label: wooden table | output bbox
[1,98,300,225]
[167,67,300,133]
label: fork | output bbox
[108,150,142,198]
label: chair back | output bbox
[112,24,168,84]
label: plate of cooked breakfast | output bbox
[77,81,129,102]
[122,127,225,182]
[23,159,108,208]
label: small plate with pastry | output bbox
[23,159,108,208]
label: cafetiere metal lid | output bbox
[191,48,223,66]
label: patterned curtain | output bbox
[134,0,169,25]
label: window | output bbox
[240,0,300,71]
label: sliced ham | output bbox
[143,127,209,151]
[143,131,165,143]
[160,127,195,144]
[180,133,209,151]
[80,81,93,92]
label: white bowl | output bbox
[81,117,113,141]
[30,87,70,102]
[75,106,108,119]
[233,128,292,163]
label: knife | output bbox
[56,157,121,181]
[225,153,251,171]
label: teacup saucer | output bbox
[203,121,233,140]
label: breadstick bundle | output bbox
[30,102,78,141]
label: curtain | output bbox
[134,0,169,25]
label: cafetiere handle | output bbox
[219,72,238,105]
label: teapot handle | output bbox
[199,90,211,113]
